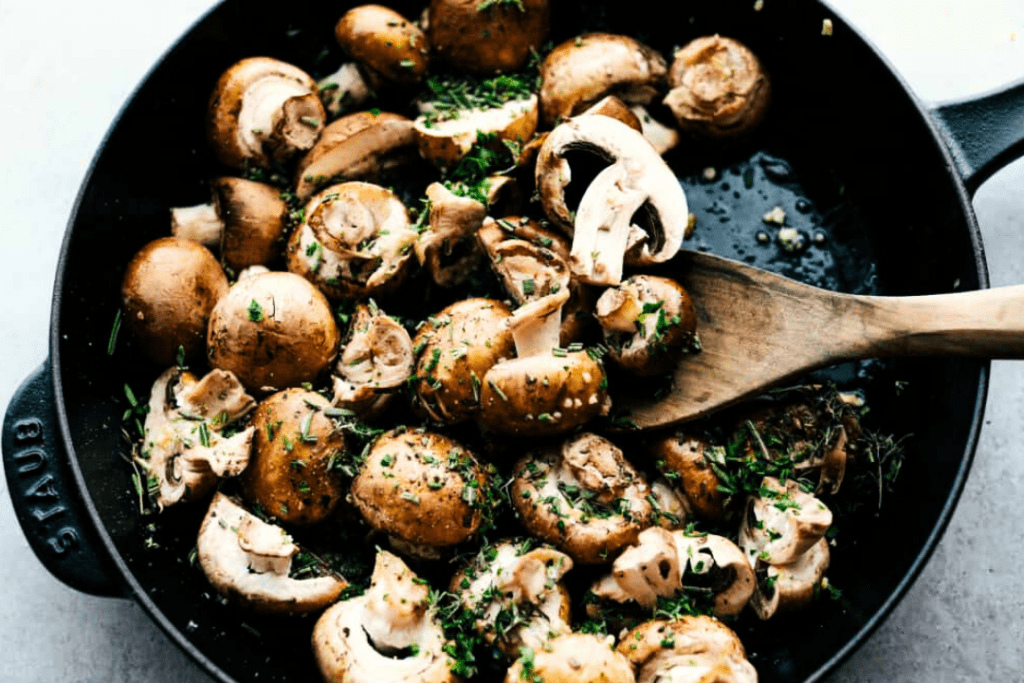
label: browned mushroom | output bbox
[650,433,727,523]
[413,182,488,288]
[617,616,758,683]
[505,633,636,683]
[425,0,550,75]
[738,476,832,566]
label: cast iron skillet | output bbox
[4,0,1024,681]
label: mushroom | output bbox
[648,477,688,530]
[504,634,636,683]
[738,476,832,566]
[197,493,347,614]
[511,433,654,565]
[750,537,830,620]
[413,182,488,288]
[650,433,727,523]
[198,492,346,613]
[629,104,681,156]
[588,526,755,619]
[409,298,515,425]
[238,389,348,526]
[313,550,458,683]
[414,94,538,171]
[136,367,256,510]
[286,182,420,300]
[169,177,288,273]
[425,0,550,75]
[206,270,341,394]
[332,302,415,419]
[121,237,228,366]
[450,539,574,656]
[617,616,758,683]
[295,111,418,201]
[206,57,325,170]
[535,115,691,286]
[350,429,493,559]
[663,35,771,141]
[595,275,698,377]
[539,33,667,127]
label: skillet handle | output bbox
[931,77,1024,196]
[2,361,124,597]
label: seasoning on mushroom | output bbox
[206,57,325,170]
[197,493,347,615]
[651,433,727,523]
[738,476,832,566]
[425,0,550,75]
[617,616,758,683]
[749,537,830,620]
[504,633,636,683]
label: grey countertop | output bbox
[1,1,1022,681]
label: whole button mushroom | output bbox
[207,57,326,170]
[121,236,228,366]
[650,433,727,523]
[238,389,347,526]
[207,271,341,393]
[504,633,636,683]
[426,0,550,75]
[663,35,771,141]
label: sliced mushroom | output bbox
[629,104,680,155]
[136,367,255,510]
[426,0,550,75]
[650,434,727,523]
[750,537,830,620]
[414,94,538,170]
[648,477,688,530]
[332,303,414,419]
[617,616,758,683]
[535,115,690,285]
[595,274,698,376]
[207,57,325,170]
[539,33,667,126]
[170,177,288,273]
[295,111,418,201]
[738,476,832,566]
[287,182,419,301]
[413,182,488,288]
[313,550,457,683]
[511,433,653,564]
[450,539,574,656]
[504,633,636,683]
[663,35,771,141]
[197,493,347,614]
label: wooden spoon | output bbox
[620,250,1024,429]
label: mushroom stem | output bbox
[594,285,644,333]
[570,162,649,286]
[318,62,372,117]
[508,289,570,357]
[170,203,223,248]
[236,515,298,575]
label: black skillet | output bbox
[4,0,1024,681]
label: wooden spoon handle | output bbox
[855,285,1024,358]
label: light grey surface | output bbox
[1,1,1022,681]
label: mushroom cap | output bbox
[617,616,757,683]
[426,0,550,75]
[351,429,488,550]
[595,274,698,377]
[209,177,288,272]
[478,351,607,438]
[539,33,667,127]
[504,633,636,683]
[121,236,228,366]
[335,5,430,87]
[650,433,726,522]
[750,537,830,620]
[414,95,538,170]
[238,389,347,526]
[206,56,325,170]
[197,493,347,615]
[207,271,341,393]
[286,182,419,301]
[295,111,417,201]
[409,298,515,425]
[663,35,771,141]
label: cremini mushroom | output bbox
[504,634,636,683]
[663,35,771,141]
[535,115,691,286]
[206,270,341,394]
[286,181,420,300]
[136,367,255,510]
[238,389,347,526]
[648,477,688,530]
[350,429,492,559]
[450,539,574,656]
[750,537,830,620]
[539,33,667,127]
[414,94,538,170]
[197,493,347,614]
[739,476,832,566]
[121,237,228,366]
[595,275,698,377]
[650,433,727,523]
[413,182,488,288]
[313,550,458,683]
[511,433,653,564]
[425,0,550,75]
[332,302,415,419]
[206,57,325,170]
[617,616,758,683]
[170,177,288,273]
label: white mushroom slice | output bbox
[332,303,414,417]
[618,616,758,683]
[750,537,830,620]
[414,95,538,170]
[535,115,689,286]
[313,550,457,683]
[414,182,487,287]
[136,368,255,509]
[630,104,680,156]
[197,493,347,614]
[739,476,833,566]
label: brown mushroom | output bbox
[426,0,550,75]
[750,537,830,620]
[650,433,727,523]
[121,236,228,366]
[505,633,636,683]
[414,94,538,171]
[738,476,832,566]
[413,182,488,288]
[206,270,341,393]
[617,616,758,683]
